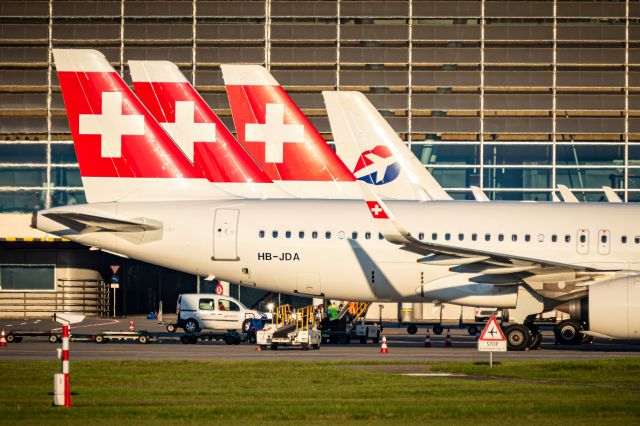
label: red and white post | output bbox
[61,324,71,408]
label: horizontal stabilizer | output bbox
[43,211,161,234]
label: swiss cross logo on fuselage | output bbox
[78,91,145,158]
[160,101,216,163]
[244,103,305,163]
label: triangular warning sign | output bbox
[478,316,506,342]
[110,265,120,275]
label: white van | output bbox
[175,294,264,333]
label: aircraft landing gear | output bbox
[554,319,583,345]
[526,323,542,350]
[504,323,531,351]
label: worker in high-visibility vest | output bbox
[327,304,339,321]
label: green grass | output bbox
[1,359,639,425]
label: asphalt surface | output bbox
[1,317,639,361]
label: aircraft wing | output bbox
[357,182,605,295]
[43,211,162,234]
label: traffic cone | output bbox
[445,329,452,347]
[0,329,6,348]
[129,320,134,332]
[424,331,431,348]
[380,335,389,353]
[256,345,261,351]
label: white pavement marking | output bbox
[402,373,464,377]
[51,319,119,332]
[19,322,27,325]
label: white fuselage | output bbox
[37,200,640,307]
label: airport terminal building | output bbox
[1,0,639,316]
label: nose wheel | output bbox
[504,324,532,351]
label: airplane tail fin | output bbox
[129,60,271,184]
[221,64,354,183]
[53,49,203,202]
[323,91,452,201]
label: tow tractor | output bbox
[257,304,321,350]
[321,302,381,344]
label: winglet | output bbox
[602,186,622,203]
[557,184,579,203]
[358,181,412,245]
[470,186,490,202]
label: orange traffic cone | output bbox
[129,320,135,332]
[0,329,6,348]
[424,331,431,348]
[445,329,452,347]
[256,345,261,351]
[380,335,389,353]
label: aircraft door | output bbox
[598,229,610,255]
[576,229,589,255]
[212,209,239,261]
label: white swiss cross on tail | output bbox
[245,103,304,163]
[78,91,145,158]
[160,101,216,162]
[366,201,389,219]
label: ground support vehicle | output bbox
[94,330,155,344]
[5,330,60,343]
[179,330,245,345]
[321,302,380,344]
[257,305,321,350]
[174,293,264,334]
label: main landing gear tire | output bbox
[433,325,444,335]
[526,324,542,350]
[554,319,583,345]
[407,324,418,335]
[505,324,532,351]
[183,319,200,334]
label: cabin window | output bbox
[338,231,345,239]
[299,231,305,239]
[325,231,332,239]
[635,236,640,244]
[458,233,464,241]
[511,234,517,242]
[601,234,608,244]
[445,233,451,241]
[551,234,558,243]
[565,234,571,243]
[525,234,531,242]
[471,233,478,241]
[485,233,491,241]
[259,230,265,238]
[579,234,586,243]
[379,233,384,240]
[537,234,544,242]
[498,234,504,242]
[312,231,318,239]
[365,232,371,240]
[352,232,358,239]
[418,232,424,241]
[285,231,291,239]
[272,230,278,238]
[432,233,437,240]
[621,235,627,244]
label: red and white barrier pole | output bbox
[62,324,71,408]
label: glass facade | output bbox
[1,0,639,211]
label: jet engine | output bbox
[561,276,640,339]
